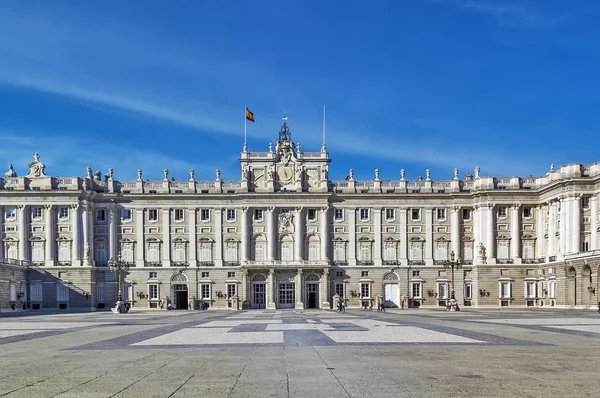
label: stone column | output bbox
[559,197,567,256]
[374,207,382,264]
[321,268,330,308]
[572,195,581,253]
[241,207,249,262]
[535,205,545,259]
[294,207,303,261]
[472,205,479,252]
[17,205,28,261]
[267,208,276,261]
[511,204,521,262]
[136,208,145,267]
[451,206,460,257]
[82,203,90,266]
[320,207,329,261]
[188,208,197,266]
[591,196,598,251]
[214,208,223,266]
[267,268,276,309]
[108,206,117,261]
[547,202,555,259]
[45,205,54,266]
[348,208,356,266]
[162,208,171,267]
[486,204,495,262]
[71,204,80,266]
[425,208,433,265]
[0,206,3,261]
[295,268,304,309]
[241,269,248,304]
[399,207,407,263]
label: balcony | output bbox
[57,261,72,266]
[144,262,162,267]
[172,262,189,267]
[31,261,44,267]
[197,261,215,267]
[357,260,374,266]
[433,260,446,265]
[382,260,400,266]
[332,260,348,266]
[223,261,240,267]
[463,260,473,265]
[548,256,557,262]
[408,260,425,266]
[522,258,537,264]
[497,258,514,264]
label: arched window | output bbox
[253,234,267,261]
[280,235,294,261]
[306,235,320,261]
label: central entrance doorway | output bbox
[173,284,188,309]
[278,282,295,309]
[252,283,266,309]
[306,283,318,309]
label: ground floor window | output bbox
[360,283,370,299]
[411,283,422,298]
[148,284,158,300]
[500,282,512,298]
[278,283,295,304]
[201,284,211,300]
[437,283,449,299]
[464,283,472,299]
[334,283,344,298]
[525,282,536,298]
[548,280,556,298]
[30,283,42,301]
[227,283,237,299]
[97,283,105,302]
[57,284,70,302]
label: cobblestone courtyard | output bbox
[1,309,599,397]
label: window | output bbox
[500,282,511,298]
[121,243,134,263]
[254,241,266,261]
[148,209,158,221]
[308,243,319,261]
[121,209,132,220]
[583,240,590,252]
[227,284,236,299]
[438,283,448,299]
[523,241,535,259]
[254,209,263,221]
[360,283,370,298]
[95,242,108,265]
[97,283,105,302]
[412,271,420,277]
[411,283,422,298]
[281,242,293,261]
[436,208,446,220]
[383,241,397,262]
[173,242,186,264]
[582,197,590,209]
[199,242,213,262]
[333,241,346,262]
[361,271,369,277]
[548,280,556,298]
[498,207,507,218]
[435,241,448,262]
[59,207,69,219]
[201,284,211,299]
[385,208,395,220]
[32,242,44,264]
[58,242,71,263]
[280,209,290,214]
[358,241,372,263]
[335,283,344,298]
[201,272,210,278]
[147,242,160,263]
[307,209,317,221]
[227,272,236,278]
[32,207,42,219]
[6,207,16,220]
[464,283,472,299]
[463,242,473,263]
[226,209,236,221]
[57,284,70,302]
[200,209,210,221]
[149,272,157,278]
[149,285,158,300]
[497,240,509,260]
[96,209,106,221]
[525,282,536,298]
[462,209,471,220]
[31,283,42,301]
[411,209,420,221]
[336,271,343,277]
[523,207,532,218]
[334,209,343,220]
[225,241,238,262]
[360,208,369,220]
[174,209,184,221]
[409,241,423,262]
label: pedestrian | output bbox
[160,299,164,310]
[369,301,373,311]
[381,301,386,312]
[341,301,345,311]
[377,301,381,312]
[401,299,405,310]
[597,301,600,313]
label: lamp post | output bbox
[445,250,462,301]
[109,253,130,302]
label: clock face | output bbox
[278,166,292,182]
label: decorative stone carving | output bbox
[137,169,143,181]
[349,169,354,181]
[375,169,380,181]
[321,166,328,182]
[267,166,274,181]
[107,168,114,180]
[474,166,481,179]
[297,142,301,152]
[215,169,221,181]
[26,153,46,178]
[5,164,16,177]
[268,142,273,153]
[278,212,294,234]
[163,169,169,181]
[295,164,303,182]
[453,168,459,180]
[400,169,405,180]
[189,169,195,181]
[94,171,101,181]
[242,165,249,181]
[426,169,431,181]
[87,167,93,179]
[478,243,486,258]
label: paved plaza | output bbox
[1,309,600,397]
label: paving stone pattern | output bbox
[1,308,599,397]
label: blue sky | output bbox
[1,0,599,182]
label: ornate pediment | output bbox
[26,153,47,178]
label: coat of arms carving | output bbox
[278,213,294,234]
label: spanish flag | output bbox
[245,107,255,122]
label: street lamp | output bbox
[109,253,130,302]
[445,250,462,301]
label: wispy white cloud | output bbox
[459,0,560,28]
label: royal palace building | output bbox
[1,120,600,312]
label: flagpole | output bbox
[244,105,247,151]
[322,104,326,152]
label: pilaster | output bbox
[320,207,329,261]
[108,206,117,261]
[486,204,495,263]
[241,207,250,262]
[267,208,276,261]
[451,206,460,257]
[321,268,330,308]
[511,204,521,263]
[374,207,382,265]
[82,203,90,266]
[425,208,433,265]
[188,208,197,266]
[267,268,276,309]
[135,208,145,267]
[399,207,408,264]
[572,195,581,253]
[547,201,556,259]
[535,205,545,259]
[162,208,171,267]
[44,205,54,266]
[294,207,303,261]
[214,208,223,266]
[591,196,598,250]
[71,203,81,266]
[348,208,356,266]
[295,268,304,309]
[18,205,28,261]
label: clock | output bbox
[278,166,293,182]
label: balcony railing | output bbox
[382,260,400,265]
[172,262,189,267]
[497,258,514,264]
[408,260,425,265]
[57,261,72,266]
[357,260,374,266]
[536,258,545,264]
[223,261,240,267]
[522,258,537,264]
[463,260,473,265]
[433,260,446,265]
[332,260,348,266]
[145,262,162,267]
[32,261,44,266]
[548,256,557,262]
[197,261,215,267]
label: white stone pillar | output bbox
[45,205,54,266]
[108,206,117,261]
[241,207,249,262]
[320,207,329,261]
[214,208,223,266]
[572,195,581,253]
[472,205,480,251]
[547,202,555,258]
[321,268,330,308]
[136,208,145,267]
[17,205,28,261]
[486,204,495,261]
[511,204,521,262]
[295,268,304,309]
[374,207,382,264]
[294,207,303,261]
[348,208,356,266]
[267,268,275,309]
[425,208,433,264]
[162,208,171,266]
[82,204,90,266]
[399,207,407,264]
[267,208,276,261]
[451,206,460,257]
[88,204,95,266]
[188,208,197,266]
[591,196,598,250]
[535,205,545,259]
[559,197,567,256]
[71,204,80,265]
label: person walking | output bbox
[597,301,600,313]
[401,299,405,310]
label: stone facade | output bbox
[0,120,599,312]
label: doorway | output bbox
[252,283,266,309]
[384,284,400,307]
[306,283,318,309]
[566,267,576,306]
[173,284,188,309]
[278,282,295,309]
